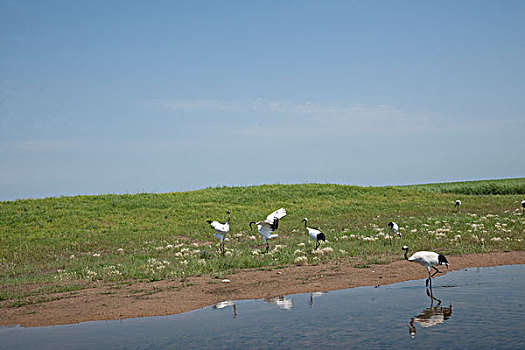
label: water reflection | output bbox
[1,266,523,350]
[212,300,237,319]
[264,296,293,310]
[309,292,327,308]
[407,287,453,338]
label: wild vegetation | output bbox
[1,178,524,306]
[407,178,525,195]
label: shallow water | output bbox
[1,265,524,349]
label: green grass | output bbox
[407,178,525,195]
[1,179,524,306]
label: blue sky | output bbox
[1,1,524,200]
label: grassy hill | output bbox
[1,179,524,306]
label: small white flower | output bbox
[322,247,334,254]
[294,256,308,264]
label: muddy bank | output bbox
[1,251,524,327]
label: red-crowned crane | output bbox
[521,200,525,214]
[387,221,401,244]
[301,218,325,250]
[207,210,230,256]
[249,208,286,253]
[455,200,461,212]
[402,245,449,288]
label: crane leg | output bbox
[426,270,432,287]
[431,266,441,277]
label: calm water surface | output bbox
[1,265,524,349]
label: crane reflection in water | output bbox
[309,292,327,308]
[264,295,293,310]
[407,287,453,338]
[212,300,237,319]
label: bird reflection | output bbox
[407,287,452,338]
[264,296,293,310]
[309,292,327,308]
[212,300,237,319]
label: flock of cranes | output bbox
[207,208,327,255]
[206,199,523,286]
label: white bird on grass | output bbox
[521,200,525,214]
[301,218,326,250]
[249,208,286,253]
[207,210,230,256]
[387,221,401,244]
[455,200,461,212]
[402,245,449,288]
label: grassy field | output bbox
[1,179,524,306]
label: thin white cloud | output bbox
[149,98,425,136]
[147,98,525,139]
[10,139,76,152]
[151,99,249,112]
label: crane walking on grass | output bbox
[455,200,461,212]
[402,245,449,288]
[207,210,230,256]
[521,200,525,214]
[301,218,325,250]
[249,208,286,253]
[387,221,401,244]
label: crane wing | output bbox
[207,220,229,233]
[266,208,286,222]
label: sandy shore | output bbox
[1,250,524,327]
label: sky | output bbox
[1,0,524,200]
